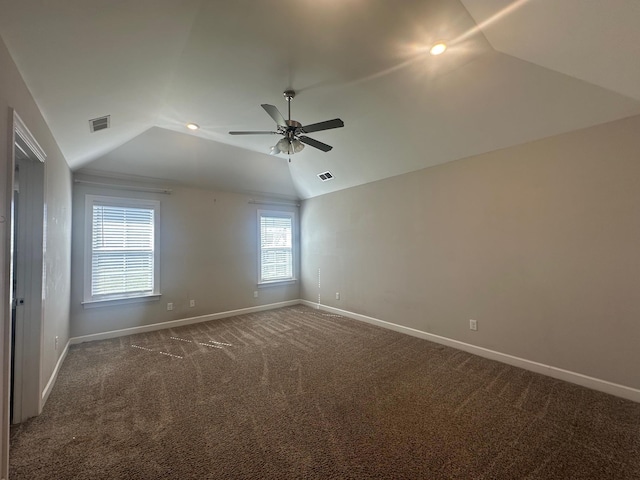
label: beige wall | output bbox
[70,178,299,338]
[0,36,72,475]
[301,114,640,390]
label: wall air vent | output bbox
[89,115,110,133]
[318,171,334,182]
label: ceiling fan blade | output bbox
[299,136,333,152]
[301,118,344,134]
[261,104,287,127]
[229,131,277,135]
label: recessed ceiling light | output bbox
[186,123,199,130]
[429,42,447,56]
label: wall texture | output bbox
[0,35,72,475]
[301,114,640,390]
[70,177,299,338]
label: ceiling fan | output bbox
[229,90,344,157]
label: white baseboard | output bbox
[70,300,300,345]
[300,300,640,403]
[41,339,70,406]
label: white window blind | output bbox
[84,195,160,304]
[259,213,294,283]
[92,204,155,296]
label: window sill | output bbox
[82,294,161,309]
[258,279,298,288]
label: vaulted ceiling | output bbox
[1,0,639,199]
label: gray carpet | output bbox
[9,306,640,479]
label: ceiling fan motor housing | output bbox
[284,120,302,134]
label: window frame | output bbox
[257,209,297,286]
[83,194,161,307]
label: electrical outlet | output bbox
[167,302,174,311]
[189,299,195,307]
[253,291,258,298]
[469,319,478,331]
[335,292,340,300]
[55,336,59,351]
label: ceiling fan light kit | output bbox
[229,89,344,158]
[275,137,304,155]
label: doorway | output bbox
[8,111,46,424]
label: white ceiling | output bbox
[1,0,639,199]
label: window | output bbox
[84,195,160,305]
[258,210,296,284]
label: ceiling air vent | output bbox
[89,115,110,133]
[318,171,334,182]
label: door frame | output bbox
[1,109,46,476]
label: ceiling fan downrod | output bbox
[284,89,295,122]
